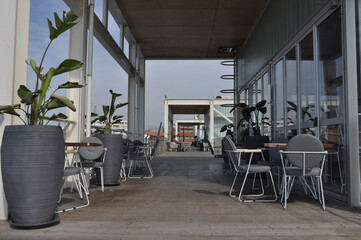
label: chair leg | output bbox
[318,176,326,211]
[56,173,90,213]
[239,171,277,202]
[229,172,239,197]
[100,167,104,192]
[281,175,288,209]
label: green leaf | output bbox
[26,59,43,77]
[116,102,128,109]
[46,99,66,110]
[102,105,109,116]
[17,85,38,105]
[91,112,98,117]
[113,115,123,120]
[50,94,76,111]
[259,107,267,114]
[0,105,20,117]
[112,119,123,125]
[38,67,55,106]
[91,117,100,125]
[58,81,85,89]
[48,11,79,40]
[49,113,68,121]
[109,90,122,116]
[99,116,107,122]
[54,59,83,76]
[256,100,267,109]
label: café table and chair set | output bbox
[57,136,157,213]
[222,134,329,211]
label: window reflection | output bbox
[275,60,284,131]
[318,8,343,120]
[285,48,297,139]
[300,33,316,125]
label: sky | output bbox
[28,0,233,131]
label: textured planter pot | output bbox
[1,125,65,229]
[95,134,124,186]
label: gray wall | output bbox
[238,0,320,86]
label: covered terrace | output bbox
[2,0,361,237]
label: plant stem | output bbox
[33,40,53,125]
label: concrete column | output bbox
[164,100,169,141]
[66,10,86,142]
[209,99,215,144]
[128,43,137,140]
[138,77,145,141]
[0,0,30,220]
[344,0,360,207]
[175,121,179,141]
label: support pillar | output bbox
[128,43,137,140]
[0,0,30,220]
[344,0,360,207]
[66,3,87,142]
[164,100,169,141]
[209,99,215,144]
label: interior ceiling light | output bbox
[218,46,235,53]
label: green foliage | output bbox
[0,11,84,125]
[231,100,270,142]
[220,123,234,140]
[91,90,128,134]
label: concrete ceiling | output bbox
[116,0,270,59]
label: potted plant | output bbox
[91,90,128,185]
[0,11,83,229]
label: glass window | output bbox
[286,48,297,129]
[300,32,316,127]
[263,72,271,136]
[318,8,343,120]
[275,60,284,131]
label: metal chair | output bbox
[78,137,107,192]
[266,138,288,193]
[56,149,89,213]
[280,134,328,210]
[223,136,277,202]
[128,138,159,178]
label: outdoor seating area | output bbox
[0,151,360,239]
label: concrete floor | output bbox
[1,151,361,239]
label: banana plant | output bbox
[91,90,128,134]
[0,11,84,125]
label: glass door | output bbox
[316,8,346,196]
[299,32,316,136]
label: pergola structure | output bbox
[2,0,361,220]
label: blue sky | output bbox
[28,0,232,130]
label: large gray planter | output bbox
[95,134,124,186]
[1,125,65,229]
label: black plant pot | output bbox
[95,134,124,186]
[1,125,65,229]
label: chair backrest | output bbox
[222,136,236,151]
[269,138,288,162]
[285,134,324,168]
[222,136,238,167]
[244,136,269,149]
[78,137,104,161]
